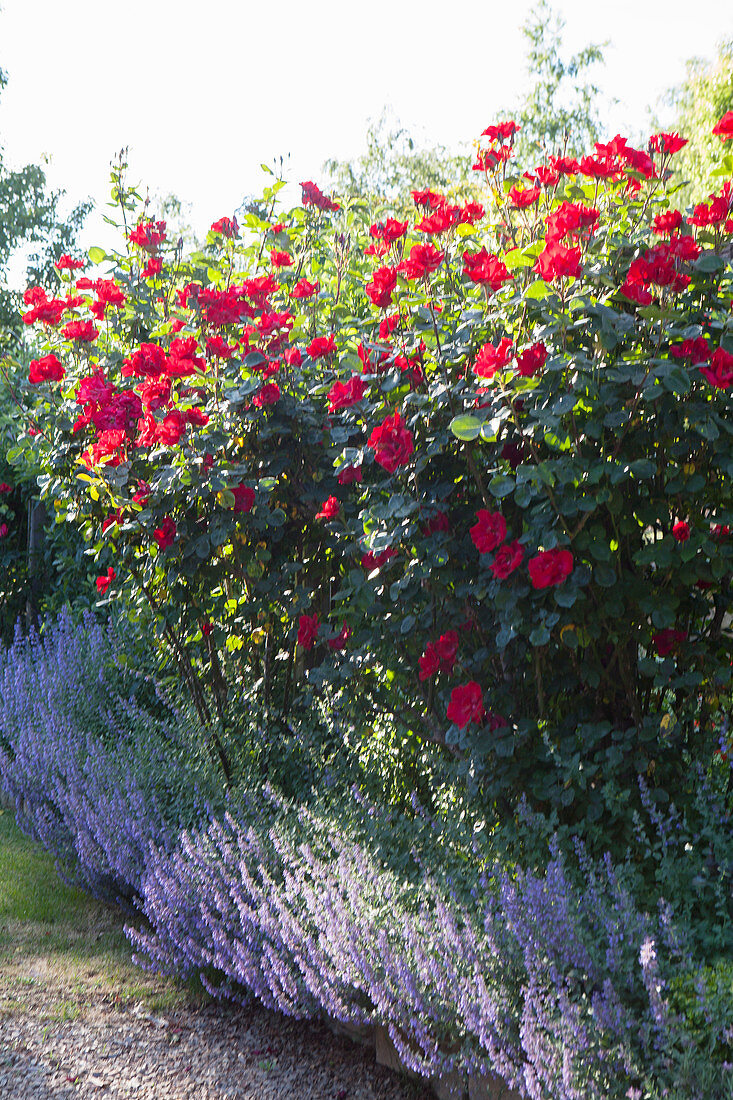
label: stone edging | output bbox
[324,1016,522,1100]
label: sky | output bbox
[0,0,732,268]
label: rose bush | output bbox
[8,125,733,832]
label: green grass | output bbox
[0,807,205,1015]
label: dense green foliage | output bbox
[667,39,733,206]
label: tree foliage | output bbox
[510,0,606,164]
[665,39,733,206]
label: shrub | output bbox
[6,123,733,839]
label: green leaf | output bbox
[629,459,656,479]
[694,252,726,273]
[524,280,550,300]
[88,246,107,265]
[594,563,617,587]
[529,624,551,647]
[449,414,483,441]
[489,474,515,498]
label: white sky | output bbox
[0,0,732,263]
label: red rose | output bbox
[361,547,396,572]
[338,464,362,485]
[516,342,547,378]
[700,347,733,390]
[649,133,687,156]
[307,335,337,359]
[211,216,239,238]
[270,250,293,267]
[157,410,187,445]
[534,241,582,281]
[508,184,540,208]
[95,567,116,595]
[55,254,85,270]
[544,202,598,244]
[29,353,64,384]
[652,210,683,235]
[232,484,255,513]
[0,483,12,493]
[462,248,513,291]
[252,382,281,407]
[0,523,8,538]
[434,630,459,671]
[672,520,691,542]
[712,111,733,140]
[652,628,687,657]
[397,243,445,281]
[129,220,167,249]
[153,516,176,551]
[365,266,398,309]
[142,257,163,278]
[369,218,408,245]
[470,510,507,554]
[297,613,320,649]
[490,540,524,579]
[291,279,319,299]
[328,621,351,650]
[418,645,441,681]
[62,319,99,342]
[447,682,485,729]
[284,346,303,368]
[368,411,414,473]
[328,376,366,412]
[528,547,574,589]
[316,496,340,520]
[474,338,513,379]
[300,181,340,212]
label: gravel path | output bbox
[0,989,429,1100]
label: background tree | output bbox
[509,0,606,164]
[664,39,733,206]
[0,65,91,347]
[323,107,478,213]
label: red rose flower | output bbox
[95,567,116,595]
[368,410,414,473]
[62,319,99,342]
[328,376,366,412]
[232,484,255,513]
[700,347,733,390]
[398,243,445,281]
[211,216,239,237]
[338,464,362,485]
[153,516,176,551]
[490,540,524,579]
[142,257,163,278]
[316,495,340,520]
[129,220,167,249]
[0,523,8,538]
[528,547,574,589]
[672,520,690,542]
[652,210,683,235]
[29,353,64,384]
[516,342,547,377]
[300,181,340,212]
[652,628,687,657]
[434,630,459,671]
[157,410,187,445]
[649,133,687,156]
[297,613,320,649]
[534,241,582,281]
[361,547,396,572]
[307,335,337,359]
[0,483,12,493]
[474,338,513,379]
[418,645,441,681]
[712,111,733,140]
[509,184,540,208]
[328,621,351,650]
[365,266,398,309]
[470,510,507,554]
[55,254,85,270]
[447,682,485,729]
[284,346,302,368]
[462,248,513,291]
[252,382,281,407]
[291,279,319,299]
